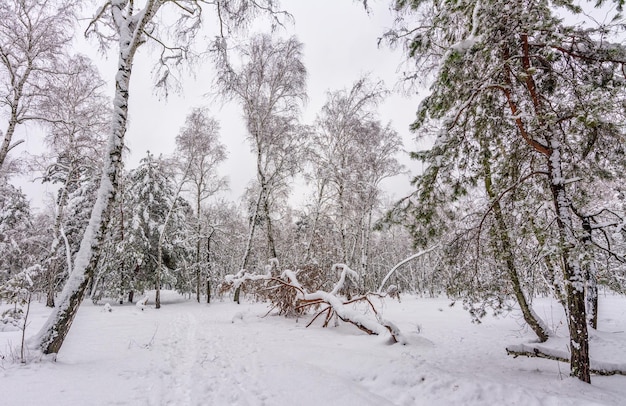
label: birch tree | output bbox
[37,54,108,307]
[0,0,76,170]
[216,34,307,275]
[175,108,226,302]
[311,78,396,266]
[31,0,289,356]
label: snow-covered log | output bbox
[506,343,626,376]
[296,290,403,343]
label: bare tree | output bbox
[175,107,227,303]
[216,34,307,280]
[352,121,403,285]
[36,54,109,307]
[311,77,389,265]
[31,0,289,356]
[0,0,76,170]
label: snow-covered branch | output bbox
[224,262,404,343]
[377,245,439,293]
[506,342,626,376]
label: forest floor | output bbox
[1,291,625,405]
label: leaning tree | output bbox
[37,54,109,307]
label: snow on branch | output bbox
[224,265,273,289]
[330,263,358,295]
[296,289,403,343]
[506,342,626,376]
[223,262,404,343]
[377,246,439,294]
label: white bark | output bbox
[377,245,439,294]
[30,0,160,355]
[240,188,264,272]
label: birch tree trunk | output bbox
[44,159,78,307]
[195,189,202,303]
[338,180,349,263]
[263,187,278,260]
[30,0,158,355]
[359,206,373,292]
[236,189,263,304]
[0,64,30,169]
[303,180,326,263]
[32,52,132,356]
[240,189,263,272]
[206,228,214,304]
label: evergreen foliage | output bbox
[387,0,626,382]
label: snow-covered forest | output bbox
[1,0,626,404]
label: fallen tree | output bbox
[223,263,404,343]
[506,342,626,377]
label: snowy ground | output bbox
[1,291,625,406]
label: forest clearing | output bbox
[2,290,626,405]
[2,0,626,400]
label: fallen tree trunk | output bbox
[224,262,404,343]
[506,344,626,376]
[295,287,402,343]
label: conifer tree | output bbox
[387,0,626,382]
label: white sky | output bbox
[15,0,425,210]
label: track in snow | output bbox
[3,292,626,406]
[139,303,391,406]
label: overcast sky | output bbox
[18,0,425,209]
